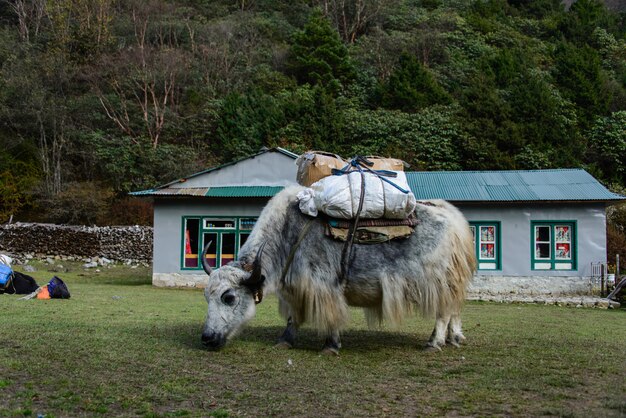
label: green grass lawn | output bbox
[1,263,625,417]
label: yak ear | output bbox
[240,274,266,293]
[240,242,266,292]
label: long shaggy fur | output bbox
[238,186,476,336]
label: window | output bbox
[469,222,501,270]
[239,218,256,249]
[531,222,576,270]
[203,219,235,229]
[182,216,257,270]
[184,218,200,268]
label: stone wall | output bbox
[470,275,594,296]
[0,222,153,262]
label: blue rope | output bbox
[331,156,410,194]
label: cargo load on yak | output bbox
[295,152,419,282]
[296,154,416,220]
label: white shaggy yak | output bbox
[201,186,476,354]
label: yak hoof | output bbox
[447,336,464,348]
[321,347,340,356]
[447,339,461,348]
[274,341,293,350]
[424,344,443,353]
[447,334,466,348]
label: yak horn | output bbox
[246,242,267,285]
[200,241,213,275]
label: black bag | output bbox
[13,272,39,294]
[0,271,39,295]
[47,276,70,299]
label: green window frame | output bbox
[181,216,257,270]
[531,221,577,271]
[469,222,501,271]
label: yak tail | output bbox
[431,201,476,318]
[444,216,477,310]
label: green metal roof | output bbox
[205,186,283,197]
[130,186,284,198]
[131,152,625,203]
[130,187,207,197]
[406,169,625,202]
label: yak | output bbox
[200,185,476,354]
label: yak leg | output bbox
[446,313,465,347]
[321,330,342,356]
[275,316,298,349]
[426,312,451,352]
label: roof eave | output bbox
[450,199,625,204]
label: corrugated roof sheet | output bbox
[131,166,625,202]
[130,186,284,198]
[204,186,284,197]
[406,169,625,202]
[130,187,209,197]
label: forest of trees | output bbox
[0,0,625,226]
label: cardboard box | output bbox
[296,151,347,186]
[363,156,405,171]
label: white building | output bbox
[132,148,625,295]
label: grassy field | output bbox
[1,263,625,418]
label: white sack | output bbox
[297,188,318,217]
[306,171,416,219]
[0,254,12,267]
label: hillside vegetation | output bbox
[0,0,625,225]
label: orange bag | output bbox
[36,286,50,300]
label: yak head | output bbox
[200,242,266,350]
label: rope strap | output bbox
[331,156,410,194]
[280,218,315,284]
[334,155,408,284]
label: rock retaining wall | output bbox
[469,275,593,296]
[0,222,152,262]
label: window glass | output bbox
[240,218,256,231]
[555,243,570,260]
[554,225,571,260]
[184,219,200,268]
[479,226,495,260]
[240,233,251,249]
[535,226,551,259]
[536,226,550,242]
[221,233,236,266]
[535,243,550,259]
[203,219,235,229]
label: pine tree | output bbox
[288,10,355,94]
[554,42,612,129]
[379,53,450,113]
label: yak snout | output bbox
[201,330,225,350]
